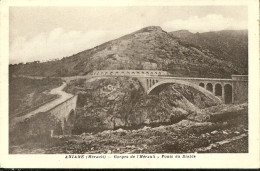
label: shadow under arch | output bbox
[224,84,232,104]
[64,109,76,135]
[147,80,222,104]
[206,83,213,92]
[215,83,222,96]
[199,83,205,87]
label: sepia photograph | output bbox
[8,5,250,154]
[0,0,259,169]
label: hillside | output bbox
[9,77,62,118]
[170,29,248,74]
[9,26,248,78]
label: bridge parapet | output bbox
[91,70,169,76]
[232,75,248,81]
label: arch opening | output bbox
[147,80,222,104]
[206,83,213,92]
[199,83,205,87]
[64,110,75,135]
[215,84,222,96]
[224,84,232,104]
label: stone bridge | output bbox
[91,70,248,104]
[47,95,78,135]
[10,83,78,136]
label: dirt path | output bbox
[10,82,73,130]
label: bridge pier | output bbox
[212,83,216,96]
[222,85,225,101]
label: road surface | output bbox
[10,82,73,130]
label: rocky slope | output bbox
[10,103,248,154]
[63,77,217,134]
[9,26,248,78]
[9,75,248,153]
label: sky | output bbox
[9,6,248,64]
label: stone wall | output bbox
[232,81,248,103]
[49,95,78,135]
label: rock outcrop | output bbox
[64,77,216,134]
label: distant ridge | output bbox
[10,26,248,78]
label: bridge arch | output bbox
[64,109,76,135]
[224,84,232,104]
[199,83,205,87]
[206,83,213,92]
[215,83,222,96]
[147,80,222,103]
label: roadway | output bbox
[10,82,74,131]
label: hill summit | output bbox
[10,26,248,78]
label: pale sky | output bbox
[9,6,248,64]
